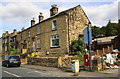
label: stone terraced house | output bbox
[2,4,91,57]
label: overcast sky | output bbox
[0,0,119,37]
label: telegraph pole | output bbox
[83,22,92,72]
[87,22,92,72]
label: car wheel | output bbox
[17,65,20,67]
[6,64,10,68]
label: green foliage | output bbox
[91,22,117,37]
[10,48,21,55]
[69,40,88,56]
[72,55,84,61]
[105,23,117,36]
[100,26,106,35]
[92,26,101,38]
[116,23,120,35]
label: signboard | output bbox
[83,26,92,44]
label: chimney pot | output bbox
[50,4,58,16]
[38,12,44,22]
[22,27,25,31]
[31,17,35,26]
[6,31,9,34]
[51,4,57,8]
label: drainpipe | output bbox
[64,13,70,54]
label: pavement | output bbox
[2,63,119,77]
[20,64,119,77]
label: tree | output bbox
[10,48,21,55]
[92,26,101,38]
[69,40,87,55]
[105,23,117,36]
[116,23,120,36]
[100,26,106,36]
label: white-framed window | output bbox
[37,38,40,48]
[28,30,30,37]
[5,45,8,51]
[51,35,59,47]
[5,38,7,43]
[14,45,16,49]
[37,26,40,34]
[33,41,35,51]
[52,20,57,30]
[28,41,30,48]
[13,37,16,42]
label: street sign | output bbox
[83,26,93,72]
[83,26,92,44]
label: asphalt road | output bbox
[2,66,62,77]
[2,65,119,77]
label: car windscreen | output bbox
[9,56,20,60]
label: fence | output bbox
[92,45,113,55]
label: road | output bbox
[2,65,119,77]
[2,66,64,77]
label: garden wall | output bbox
[27,56,72,68]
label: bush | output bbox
[72,55,84,61]
[70,40,88,56]
[10,48,21,55]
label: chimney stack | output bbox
[13,29,16,33]
[13,29,17,34]
[38,12,44,22]
[5,31,9,35]
[50,4,58,16]
[31,17,35,26]
[21,27,25,31]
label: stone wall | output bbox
[67,5,90,43]
[27,56,72,67]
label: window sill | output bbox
[37,48,41,49]
[37,34,40,35]
[50,46,60,48]
[52,29,57,31]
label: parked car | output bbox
[2,55,21,67]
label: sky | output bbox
[0,0,119,37]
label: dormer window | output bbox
[52,20,57,30]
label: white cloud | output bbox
[1,0,117,2]
[118,1,120,19]
[0,1,119,35]
[83,1,118,26]
[1,0,50,2]
[51,0,116,2]
[1,3,41,23]
[1,2,50,32]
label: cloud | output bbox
[83,1,118,26]
[1,0,117,2]
[50,0,117,2]
[2,3,43,23]
[1,0,50,2]
[0,1,119,36]
[1,2,50,33]
[118,1,120,19]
